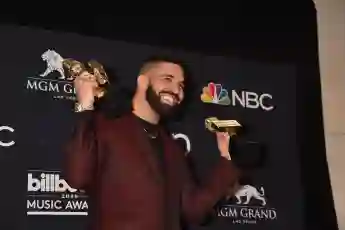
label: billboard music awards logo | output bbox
[26,49,76,101]
[27,169,88,216]
[201,82,274,111]
[217,184,277,225]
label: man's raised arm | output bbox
[64,70,100,190]
[64,110,98,190]
[181,155,240,224]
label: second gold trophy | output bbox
[63,58,110,98]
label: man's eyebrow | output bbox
[162,74,174,78]
[161,74,184,86]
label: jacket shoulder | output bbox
[94,112,131,135]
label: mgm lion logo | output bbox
[227,184,267,206]
[39,49,66,80]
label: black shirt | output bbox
[136,115,166,174]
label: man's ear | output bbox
[137,74,149,90]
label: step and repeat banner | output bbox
[0,25,304,230]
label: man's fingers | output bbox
[216,132,230,138]
[76,72,96,82]
[75,80,97,89]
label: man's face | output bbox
[145,62,185,118]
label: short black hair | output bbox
[139,56,187,75]
[138,55,193,93]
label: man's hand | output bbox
[216,132,231,160]
[74,72,98,110]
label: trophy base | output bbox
[205,117,241,136]
[225,127,238,137]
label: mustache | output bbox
[159,91,179,102]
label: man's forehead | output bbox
[154,62,184,79]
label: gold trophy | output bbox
[205,117,242,137]
[63,58,109,98]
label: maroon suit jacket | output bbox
[64,112,240,230]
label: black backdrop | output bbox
[0,24,301,230]
[0,6,339,230]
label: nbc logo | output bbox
[201,82,230,105]
[200,82,274,111]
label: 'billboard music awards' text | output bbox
[27,170,88,216]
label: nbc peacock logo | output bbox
[201,82,231,105]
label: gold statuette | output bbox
[205,117,242,136]
[63,58,110,98]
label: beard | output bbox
[146,84,180,119]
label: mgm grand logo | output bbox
[217,184,277,225]
[27,49,108,101]
[26,49,77,100]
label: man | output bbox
[64,57,241,230]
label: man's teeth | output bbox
[162,95,174,105]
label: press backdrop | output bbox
[0,25,303,230]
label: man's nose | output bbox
[171,85,180,94]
